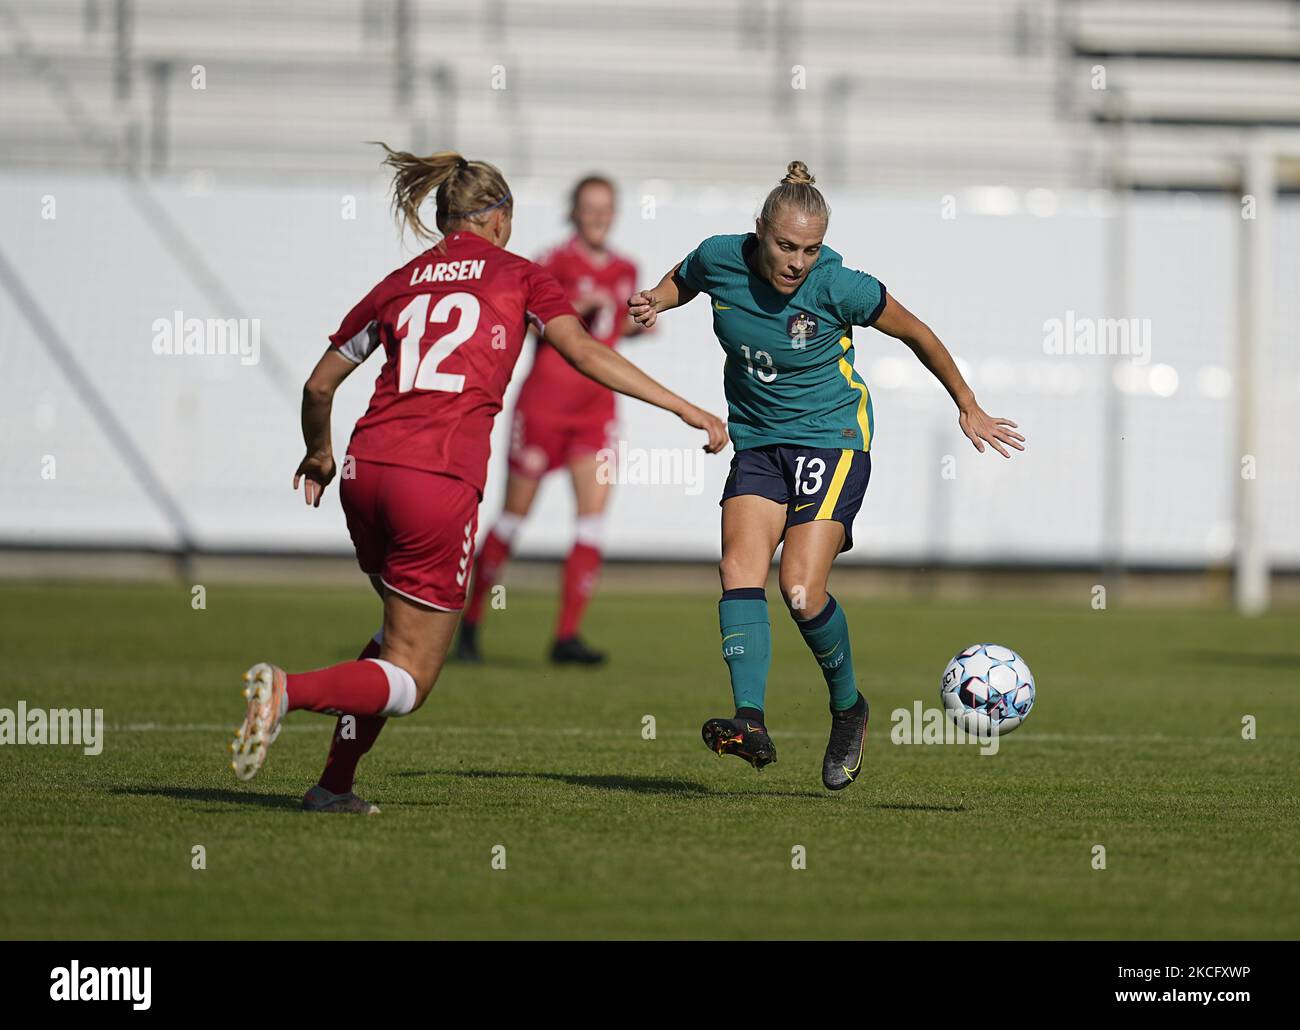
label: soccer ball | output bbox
[940,643,1035,737]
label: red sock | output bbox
[464,529,512,625]
[556,541,602,640]
[319,636,388,794]
[286,659,389,715]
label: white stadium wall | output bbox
[0,170,1296,566]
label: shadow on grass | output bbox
[398,768,822,799]
[446,655,567,673]
[110,781,949,810]
[1183,649,1300,669]
[108,786,301,811]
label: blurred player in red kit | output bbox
[228,148,727,812]
[457,175,642,666]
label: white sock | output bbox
[575,513,606,549]
[495,511,524,544]
[367,658,417,716]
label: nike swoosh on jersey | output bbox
[794,502,816,512]
[713,301,731,311]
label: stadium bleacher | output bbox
[2,0,1296,189]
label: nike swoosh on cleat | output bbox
[842,723,869,776]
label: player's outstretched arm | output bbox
[873,294,1025,459]
[544,314,728,453]
[294,349,359,506]
[627,261,699,329]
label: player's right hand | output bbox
[627,290,658,329]
[678,405,729,454]
[293,451,337,507]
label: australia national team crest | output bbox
[787,312,817,348]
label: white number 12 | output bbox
[395,291,481,393]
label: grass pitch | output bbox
[0,579,1297,940]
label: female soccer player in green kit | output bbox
[628,161,1025,791]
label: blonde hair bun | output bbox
[782,161,815,186]
[759,160,828,226]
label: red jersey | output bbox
[330,231,576,496]
[515,236,637,424]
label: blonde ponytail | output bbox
[375,143,512,243]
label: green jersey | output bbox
[677,233,886,452]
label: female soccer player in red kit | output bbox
[458,175,641,666]
[228,148,727,812]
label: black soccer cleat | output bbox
[822,692,869,791]
[550,635,606,665]
[701,716,777,771]
[455,621,482,663]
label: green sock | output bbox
[719,589,771,715]
[794,594,859,711]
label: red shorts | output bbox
[339,459,479,611]
[508,409,617,480]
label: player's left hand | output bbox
[959,404,1024,458]
[293,451,337,507]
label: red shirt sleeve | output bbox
[328,286,382,364]
[524,266,578,332]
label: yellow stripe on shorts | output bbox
[815,449,854,520]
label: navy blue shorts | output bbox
[720,445,872,552]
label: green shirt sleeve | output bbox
[823,263,887,328]
[676,235,723,294]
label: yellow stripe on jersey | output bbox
[815,449,854,520]
[838,335,871,450]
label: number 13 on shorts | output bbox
[784,447,871,551]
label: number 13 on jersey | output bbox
[738,344,777,383]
